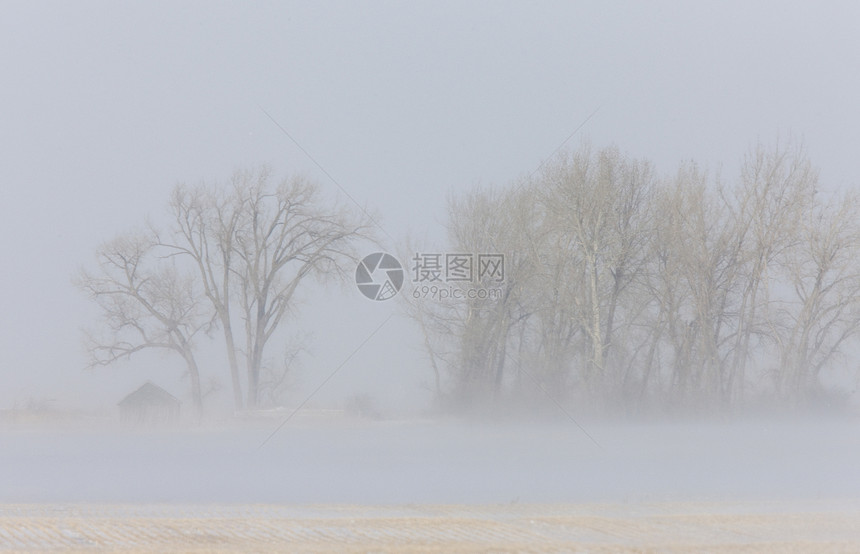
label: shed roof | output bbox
[118,381,180,407]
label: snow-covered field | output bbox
[2,417,860,551]
[2,501,860,552]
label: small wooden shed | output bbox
[118,382,180,426]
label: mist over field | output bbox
[2,417,860,506]
[3,2,860,551]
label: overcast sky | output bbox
[1,1,858,413]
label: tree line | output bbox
[410,140,860,414]
[79,140,860,417]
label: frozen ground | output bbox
[2,501,860,552]
[1,417,860,551]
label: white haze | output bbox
[2,1,860,413]
[2,417,860,505]
[2,0,860,518]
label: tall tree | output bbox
[77,233,209,416]
[725,140,816,402]
[231,173,371,408]
[83,167,372,413]
[537,144,655,395]
[777,192,860,402]
[158,177,246,409]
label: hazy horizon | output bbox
[3,1,860,417]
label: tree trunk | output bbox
[182,348,203,420]
[222,318,243,410]
[247,345,261,408]
[589,253,604,387]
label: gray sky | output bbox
[1,1,858,412]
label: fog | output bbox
[2,3,860,550]
[3,417,860,506]
[3,1,860,413]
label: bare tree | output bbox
[157,178,245,409]
[399,184,537,409]
[445,187,522,400]
[231,173,371,408]
[640,166,708,404]
[398,236,449,402]
[77,232,209,416]
[536,144,655,397]
[776,192,860,402]
[724,140,816,402]
[82,167,372,414]
[406,139,860,415]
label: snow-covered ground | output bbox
[2,417,860,551]
[2,501,860,552]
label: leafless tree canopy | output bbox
[79,144,860,417]
[76,233,209,415]
[78,168,372,414]
[410,140,860,414]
